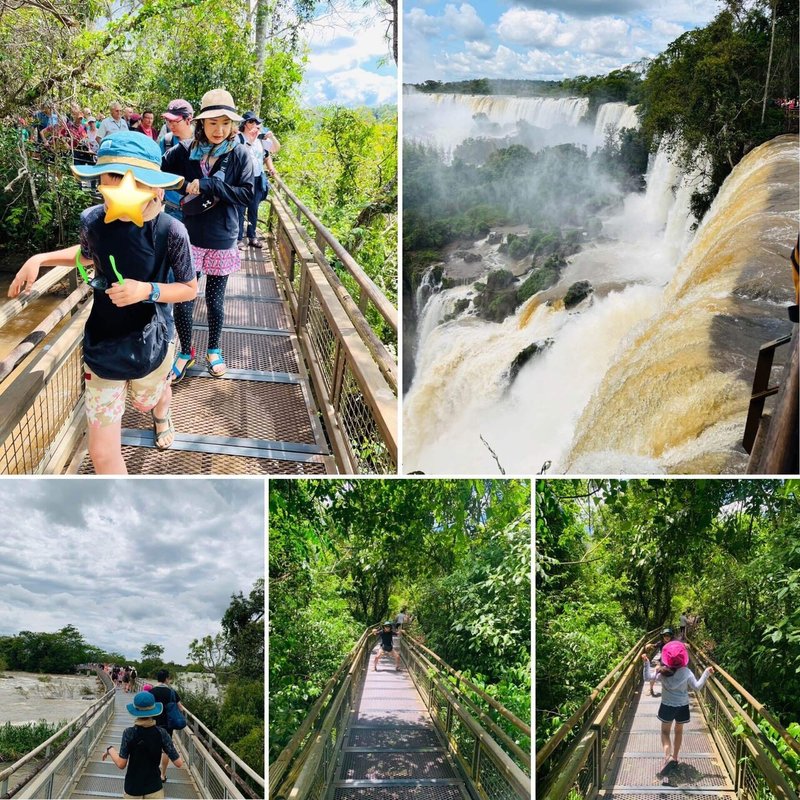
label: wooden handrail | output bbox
[690,640,800,759]
[536,626,661,768]
[273,176,398,333]
[404,633,530,734]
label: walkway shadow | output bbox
[658,761,715,787]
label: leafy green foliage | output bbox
[269,479,532,762]
[277,105,398,347]
[638,2,798,219]
[0,720,66,761]
[0,625,116,673]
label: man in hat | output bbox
[158,100,195,222]
[8,132,198,473]
[103,690,184,799]
[373,621,402,671]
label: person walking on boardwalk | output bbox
[640,640,714,783]
[8,133,197,473]
[102,690,184,799]
[648,627,674,697]
[149,669,188,784]
[162,89,254,384]
[394,608,410,632]
[373,621,401,671]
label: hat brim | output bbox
[126,701,163,717]
[195,110,244,122]
[70,162,184,190]
[162,112,189,121]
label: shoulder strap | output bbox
[154,213,172,281]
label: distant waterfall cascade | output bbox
[566,134,800,474]
[593,102,639,139]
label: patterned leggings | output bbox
[174,272,229,353]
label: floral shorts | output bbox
[84,341,176,427]
[191,244,240,276]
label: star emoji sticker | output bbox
[98,171,157,227]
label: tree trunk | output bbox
[252,0,270,112]
[761,0,777,125]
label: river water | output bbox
[403,92,798,474]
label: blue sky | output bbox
[301,3,398,107]
[403,0,722,83]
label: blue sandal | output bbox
[206,349,227,377]
[170,352,195,384]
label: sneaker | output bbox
[237,239,246,250]
[249,237,263,248]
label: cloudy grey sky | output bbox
[0,479,264,664]
[404,0,721,83]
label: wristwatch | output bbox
[148,282,160,302]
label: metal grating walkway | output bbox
[71,247,335,474]
[329,636,471,800]
[69,689,201,799]
[600,682,735,799]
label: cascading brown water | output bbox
[566,135,799,474]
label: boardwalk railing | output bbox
[689,642,799,800]
[269,624,531,800]
[1,665,114,798]
[537,634,800,800]
[402,632,531,799]
[269,624,374,799]
[536,626,661,798]
[268,177,398,474]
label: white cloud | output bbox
[305,68,398,107]
[0,479,264,663]
[301,6,397,107]
[651,18,686,39]
[497,9,561,47]
[441,3,487,40]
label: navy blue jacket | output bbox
[162,141,253,251]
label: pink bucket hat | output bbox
[661,641,689,668]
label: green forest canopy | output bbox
[536,478,800,751]
[269,478,531,761]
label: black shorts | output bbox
[658,703,690,724]
[381,644,394,652]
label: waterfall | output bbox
[404,92,591,152]
[403,132,797,474]
[566,135,799,474]
[593,102,639,140]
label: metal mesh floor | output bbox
[612,757,730,789]
[193,296,287,329]
[78,446,327,474]
[621,732,712,752]
[190,328,299,374]
[355,709,431,726]
[342,752,456,780]
[348,727,442,749]
[124,377,317,444]
[333,788,467,800]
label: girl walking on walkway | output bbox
[641,641,714,782]
[162,89,254,383]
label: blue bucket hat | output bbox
[126,690,163,718]
[71,131,183,189]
